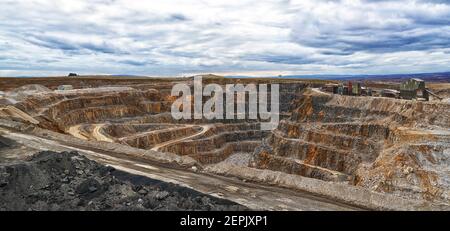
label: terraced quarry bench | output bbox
[1,78,449,209]
[254,89,450,204]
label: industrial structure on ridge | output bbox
[322,78,441,101]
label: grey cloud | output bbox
[24,34,79,51]
[291,0,450,55]
[23,33,124,55]
[118,59,155,66]
[170,13,189,21]
[242,54,316,65]
[0,0,449,77]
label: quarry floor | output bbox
[0,126,363,211]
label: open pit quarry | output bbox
[0,76,449,211]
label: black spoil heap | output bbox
[0,151,247,211]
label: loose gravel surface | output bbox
[0,150,248,211]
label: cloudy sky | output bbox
[1,0,450,77]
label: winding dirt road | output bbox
[151,124,212,151]
[92,124,114,142]
[67,124,115,142]
[68,123,210,148]
[67,125,88,140]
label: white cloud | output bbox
[0,0,449,77]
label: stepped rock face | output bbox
[1,77,449,206]
[6,80,305,166]
[160,123,268,164]
[119,126,203,149]
[16,89,172,131]
[2,81,307,164]
[253,89,450,203]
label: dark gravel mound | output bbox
[0,151,248,211]
[0,136,11,149]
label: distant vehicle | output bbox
[68,73,78,77]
